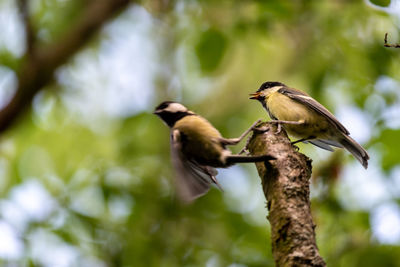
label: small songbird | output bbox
[154,101,274,202]
[250,81,369,169]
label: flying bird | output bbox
[154,101,275,202]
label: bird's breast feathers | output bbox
[266,91,332,138]
[173,115,222,139]
[267,91,310,122]
[172,115,224,163]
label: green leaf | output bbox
[369,0,391,7]
[195,28,227,73]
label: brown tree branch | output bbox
[248,122,326,267]
[384,33,400,48]
[0,0,131,133]
[16,0,35,53]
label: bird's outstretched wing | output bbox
[279,87,350,135]
[170,129,219,202]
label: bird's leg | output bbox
[269,120,304,134]
[291,135,315,145]
[290,136,315,151]
[290,138,307,151]
[219,119,262,146]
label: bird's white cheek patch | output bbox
[165,103,187,113]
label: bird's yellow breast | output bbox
[174,115,222,139]
[266,92,332,139]
[173,115,224,164]
[267,92,308,122]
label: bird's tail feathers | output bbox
[340,135,369,169]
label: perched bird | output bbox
[249,81,369,169]
[154,101,274,202]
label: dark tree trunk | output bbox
[248,122,326,267]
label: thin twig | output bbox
[384,33,400,48]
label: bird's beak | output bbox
[249,92,261,100]
[153,110,161,115]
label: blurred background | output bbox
[0,0,400,266]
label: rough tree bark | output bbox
[247,122,326,267]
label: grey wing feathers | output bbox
[170,129,219,202]
[305,139,343,152]
[280,87,350,135]
[318,139,343,148]
[306,140,334,152]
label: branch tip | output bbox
[384,33,400,48]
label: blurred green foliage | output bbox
[1,0,400,266]
[375,129,400,170]
[195,28,227,73]
[370,0,391,7]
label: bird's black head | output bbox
[154,101,193,127]
[154,101,177,111]
[257,81,286,92]
[250,81,286,105]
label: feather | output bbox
[170,129,219,202]
[307,140,335,152]
[339,135,369,169]
[318,139,343,148]
[306,139,344,152]
[279,87,350,135]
